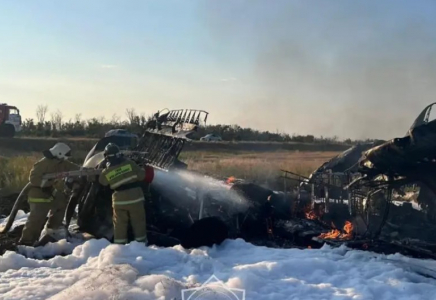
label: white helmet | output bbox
[49,142,71,160]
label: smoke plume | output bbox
[197,0,436,140]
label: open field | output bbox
[0,136,350,153]
[0,137,344,194]
[179,150,338,186]
[0,152,86,196]
[0,141,339,195]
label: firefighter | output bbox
[18,142,80,246]
[98,143,151,245]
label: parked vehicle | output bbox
[0,103,22,138]
[200,133,222,141]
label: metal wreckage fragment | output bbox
[132,108,209,170]
[282,102,436,259]
[69,103,436,259]
[66,109,218,245]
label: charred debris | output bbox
[290,102,436,259]
[1,105,436,261]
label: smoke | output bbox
[197,0,436,140]
[152,169,250,217]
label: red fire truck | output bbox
[0,103,22,138]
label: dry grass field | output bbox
[179,150,339,187]
[0,144,340,195]
[0,152,86,196]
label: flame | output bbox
[318,229,341,239]
[305,211,317,220]
[343,221,353,235]
[303,205,319,220]
[318,221,354,240]
[226,176,236,184]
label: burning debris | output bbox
[1,104,436,261]
[278,102,436,259]
[305,210,317,220]
[317,221,353,240]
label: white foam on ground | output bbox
[0,210,29,230]
[2,208,436,299]
[0,238,436,299]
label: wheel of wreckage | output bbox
[180,217,228,249]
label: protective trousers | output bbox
[19,192,68,245]
[112,201,147,244]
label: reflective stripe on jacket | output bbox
[28,197,53,203]
[98,158,145,205]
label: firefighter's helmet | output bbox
[104,143,120,158]
[49,142,71,160]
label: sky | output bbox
[1,0,436,140]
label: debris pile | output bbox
[1,104,436,261]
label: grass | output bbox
[179,150,339,188]
[0,149,339,196]
[0,152,87,196]
[0,154,39,195]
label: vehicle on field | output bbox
[0,103,22,138]
[104,128,138,139]
[200,133,222,141]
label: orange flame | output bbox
[318,221,354,240]
[305,211,317,220]
[303,205,319,220]
[226,176,236,184]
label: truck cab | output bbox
[0,104,22,137]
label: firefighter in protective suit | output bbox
[98,143,149,245]
[19,142,81,246]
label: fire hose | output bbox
[0,163,155,234]
[0,168,102,234]
[0,182,31,234]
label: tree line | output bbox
[19,104,373,145]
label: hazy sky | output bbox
[1,0,436,140]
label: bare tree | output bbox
[75,113,82,123]
[139,112,148,126]
[50,109,63,130]
[36,104,48,123]
[126,108,136,124]
[111,113,121,125]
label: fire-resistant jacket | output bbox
[28,157,80,202]
[98,158,145,206]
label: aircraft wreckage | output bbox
[1,105,436,262]
[283,102,436,259]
